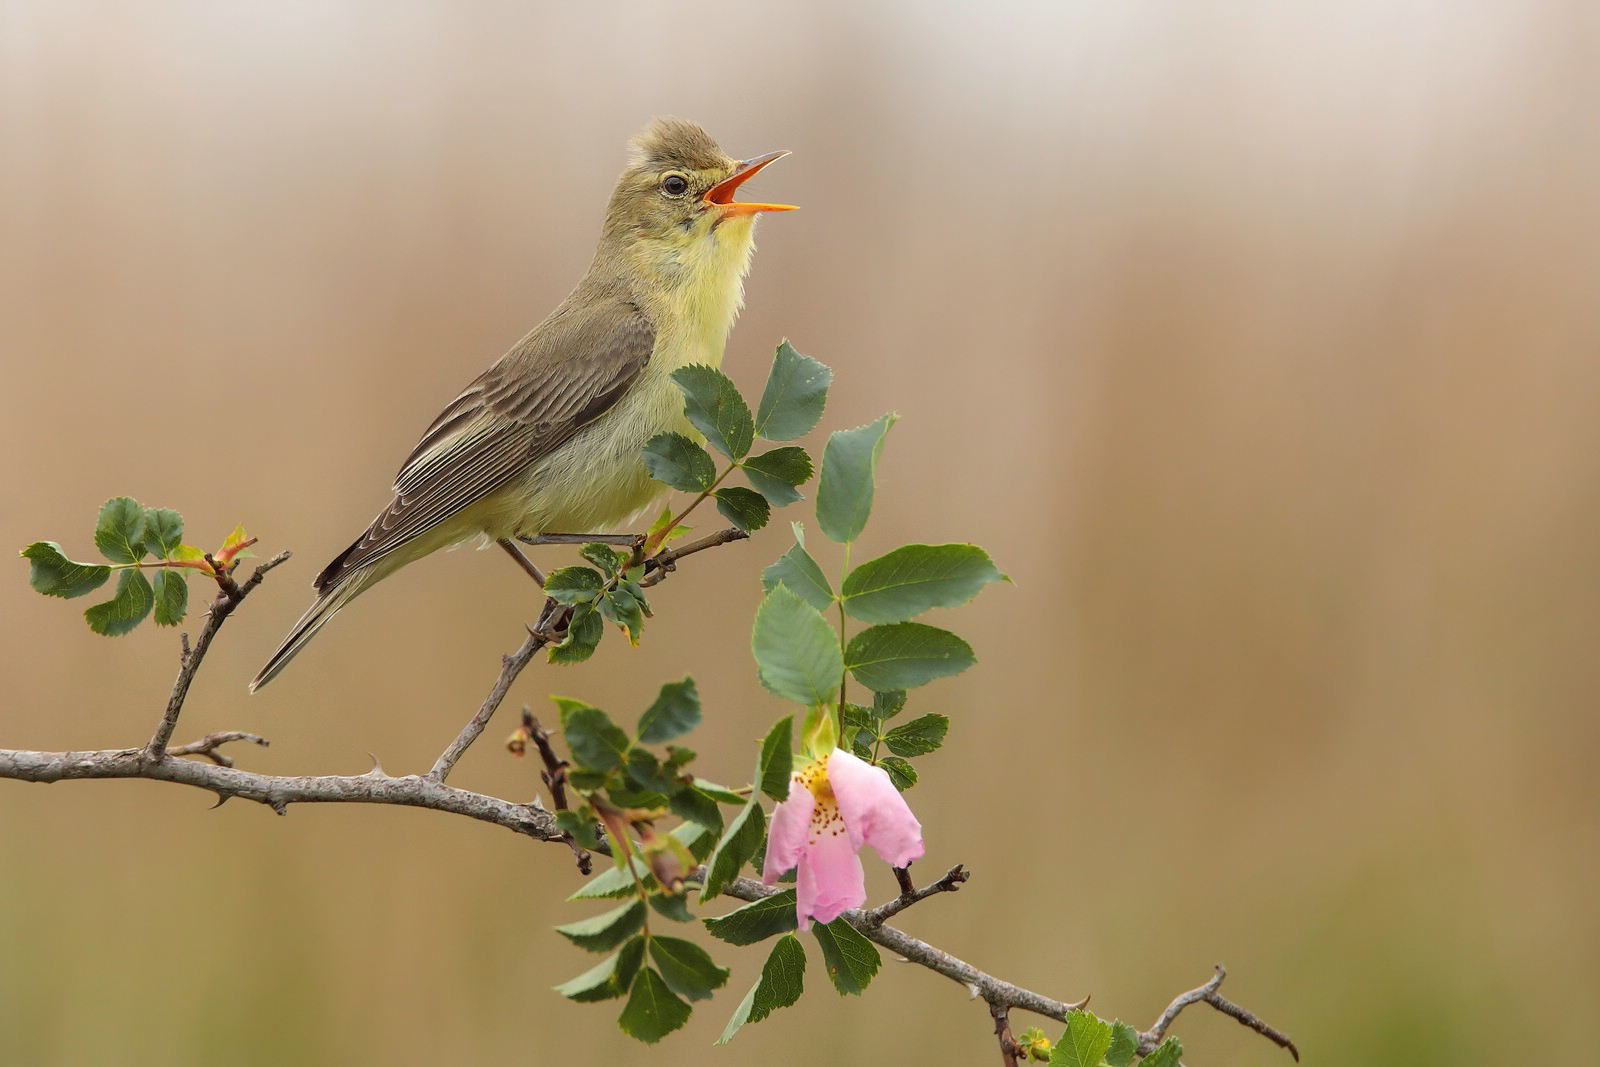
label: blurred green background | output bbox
[3,2,1597,1064]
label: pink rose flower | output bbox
[762,748,925,929]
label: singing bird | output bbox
[250,118,795,691]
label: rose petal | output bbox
[796,823,866,929]
[827,748,925,868]
[762,774,814,885]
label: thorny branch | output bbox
[0,525,1295,1065]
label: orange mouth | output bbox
[704,150,797,217]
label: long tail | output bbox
[248,569,374,692]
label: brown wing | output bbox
[314,301,654,593]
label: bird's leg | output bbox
[518,532,644,547]
[497,539,546,587]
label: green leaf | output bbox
[755,340,832,441]
[673,820,716,863]
[713,487,770,533]
[84,569,154,636]
[617,966,692,1044]
[142,508,184,558]
[544,566,604,605]
[648,936,729,1002]
[580,542,627,576]
[700,793,765,903]
[555,809,603,850]
[841,543,1004,624]
[879,756,917,791]
[672,364,755,460]
[741,446,813,506]
[151,568,189,627]
[1141,1038,1183,1067]
[220,523,255,560]
[21,542,111,599]
[649,892,695,923]
[840,703,876,758]
[548,602,604,664]
[816,414,896,544]
[873,689,907,719]
[845,622,974,692]
[596,587,645,645]
[752,585,843,706]
[704,889,799,946]
[810,917,880,995]
[93,497,149,564]
[569,856,652,901]
[1105,1021,1140,1067]
[555,937,646,1002]
[758,716,794,802]
[560,704,630,773]
[715,933,807,1044]
[642,432,717,492]
[554,899,647,953]
[637,677,701,744]
[761,539,834,613]
[882,713,949,757]
[1049,1009,1114,1067]
[668,785,723,835]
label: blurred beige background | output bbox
[3,2,1598,1064]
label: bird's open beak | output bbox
[705,150,797,217]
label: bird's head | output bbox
[599,118,795,283]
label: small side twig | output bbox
[1140,964,1299,1061]
[145,551,292,762]
[638,527,748,588]
[865,863,969,927]
[526,712,591,874]
[991,1001,1020,1067]
[165,732,270,768]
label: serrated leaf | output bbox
[690,779,743,805]
[545,565,605,605]
[882,713,948,757]
[93,497,148,564]
[141,508,184,558]
[580,542,627,576]
[752,585,843,706]
[841,543,1004,624]
[742,446,813,506]
[642,432,718,492]
[172,544,207,562]
[704,889,799,946]
[816,414,896,544]
[560,705,630,773]
[715,933,807,1044]
[873,689,907,719]
[755,340,832,441]
[673,820,715,863]
[647,505,692,544]
[668,785,723,835]
[1105,1021,1140,1067]
[761,541,834,612]
[151,568,189,627]
[758,716,794,802]
[879,756,917,791]
[810,917,880,995]
[637,676,701,744]
[549,602,604,664]
[672,364,755,460]
[21,542,111,599]
[554,899,646,953]
[700,792,765,903]
[713,486,770,533]
[618,966,692,1044]
[1140,1037,1183,1067]
[84,569,154,636]
[597,587,645,645]
[845,622,974,691]
[555,937,646,1002]
[1049,1009,1114,1067]
[648,936,729,1002]
[556,809,603,849]
[840,703,876,758]
[649,892,695,923]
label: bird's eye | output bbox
[661,174,690,197]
